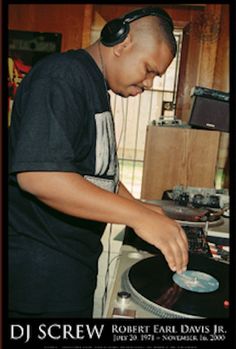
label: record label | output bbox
[172,270,219,293]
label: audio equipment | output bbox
[157,115,182,126]
[121,253,229,318]
[105,215,229,319]
[188,86,229,132]
[142,199,224,225]
[169,186,229,209]
[100,7,174,47]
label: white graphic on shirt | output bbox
[95,111,116,176]
[84,111,119,193]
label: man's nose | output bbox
[143,77,154,89]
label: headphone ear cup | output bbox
[100,19,130,47]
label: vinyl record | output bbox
[145,200,223,226]
[122,253,229,318]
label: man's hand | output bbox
[132,207,188,274]
[117,181,188,272]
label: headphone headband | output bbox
[123,7,174,31]
[100,7,174,47]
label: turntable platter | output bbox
[122,254,229,318]
[145,200,224,226]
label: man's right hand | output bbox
[133,209,189,274]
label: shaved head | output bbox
[88,8,176,98]
[130,15,177,57]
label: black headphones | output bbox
[100,7,174,47]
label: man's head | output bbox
[99,7,177,98]
[100,6,176,54]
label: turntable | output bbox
[105,202,229,319]
[144,199,225,226]
[121,253,229,318]
[105,243,229,319]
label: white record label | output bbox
[173,270,219,293]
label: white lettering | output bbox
[37,323,104,340]
[86,324,104,339]
[10,324,31,343]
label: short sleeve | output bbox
[9,77,87,174]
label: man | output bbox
[8,6,188,318]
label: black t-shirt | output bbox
[8,49,119,314]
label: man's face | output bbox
[107,39,174,98]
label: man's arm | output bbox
[117,180,165,215]
[17,172,188,273]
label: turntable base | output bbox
[105,246,159,318]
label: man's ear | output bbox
[113,34,132,57]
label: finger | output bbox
[160,233,188,273]
[159,243,178,273]
[169,239,185,273]
[179,226,189,248]
[175,234,189,272]
[171,224,189,268]
[177,226,189,265]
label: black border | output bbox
[2,1,236,349]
